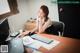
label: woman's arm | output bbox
[30,18,38,33]
[19,19,38,37]
[39,19,52,33]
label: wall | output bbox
[28,0,59,21]
[8,0,30,33]
[8,0,59,33]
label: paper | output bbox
[27,40,42,49]
[22,36,60,50]
[40,39,60,50]
[22,36,35,45]
[28,39,60,50]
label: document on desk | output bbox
[28,39,60,50]
[23,35,60,50]
[22,36,35,45]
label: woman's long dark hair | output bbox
[40,5,49,22]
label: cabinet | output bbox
[58,4,80,39]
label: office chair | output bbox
[45,21,65,36]
[0,19,9,45]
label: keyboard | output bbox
[31,34,53,44]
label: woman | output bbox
[20,5,52,36]
[19,5,53,53]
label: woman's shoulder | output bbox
[47,17,52,22]
[47,17,53,24]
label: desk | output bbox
[38,34,80,53]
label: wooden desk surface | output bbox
[37,34,80,53]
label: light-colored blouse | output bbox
[32,17,52,33]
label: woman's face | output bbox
[38,9,45,18]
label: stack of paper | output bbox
[27,39,60,50]
[22,35,60,51]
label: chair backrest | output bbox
[45,21,65,36]
[52,21,65,36]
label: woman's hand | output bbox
[22,31,30,35]
[18,31,30,38]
